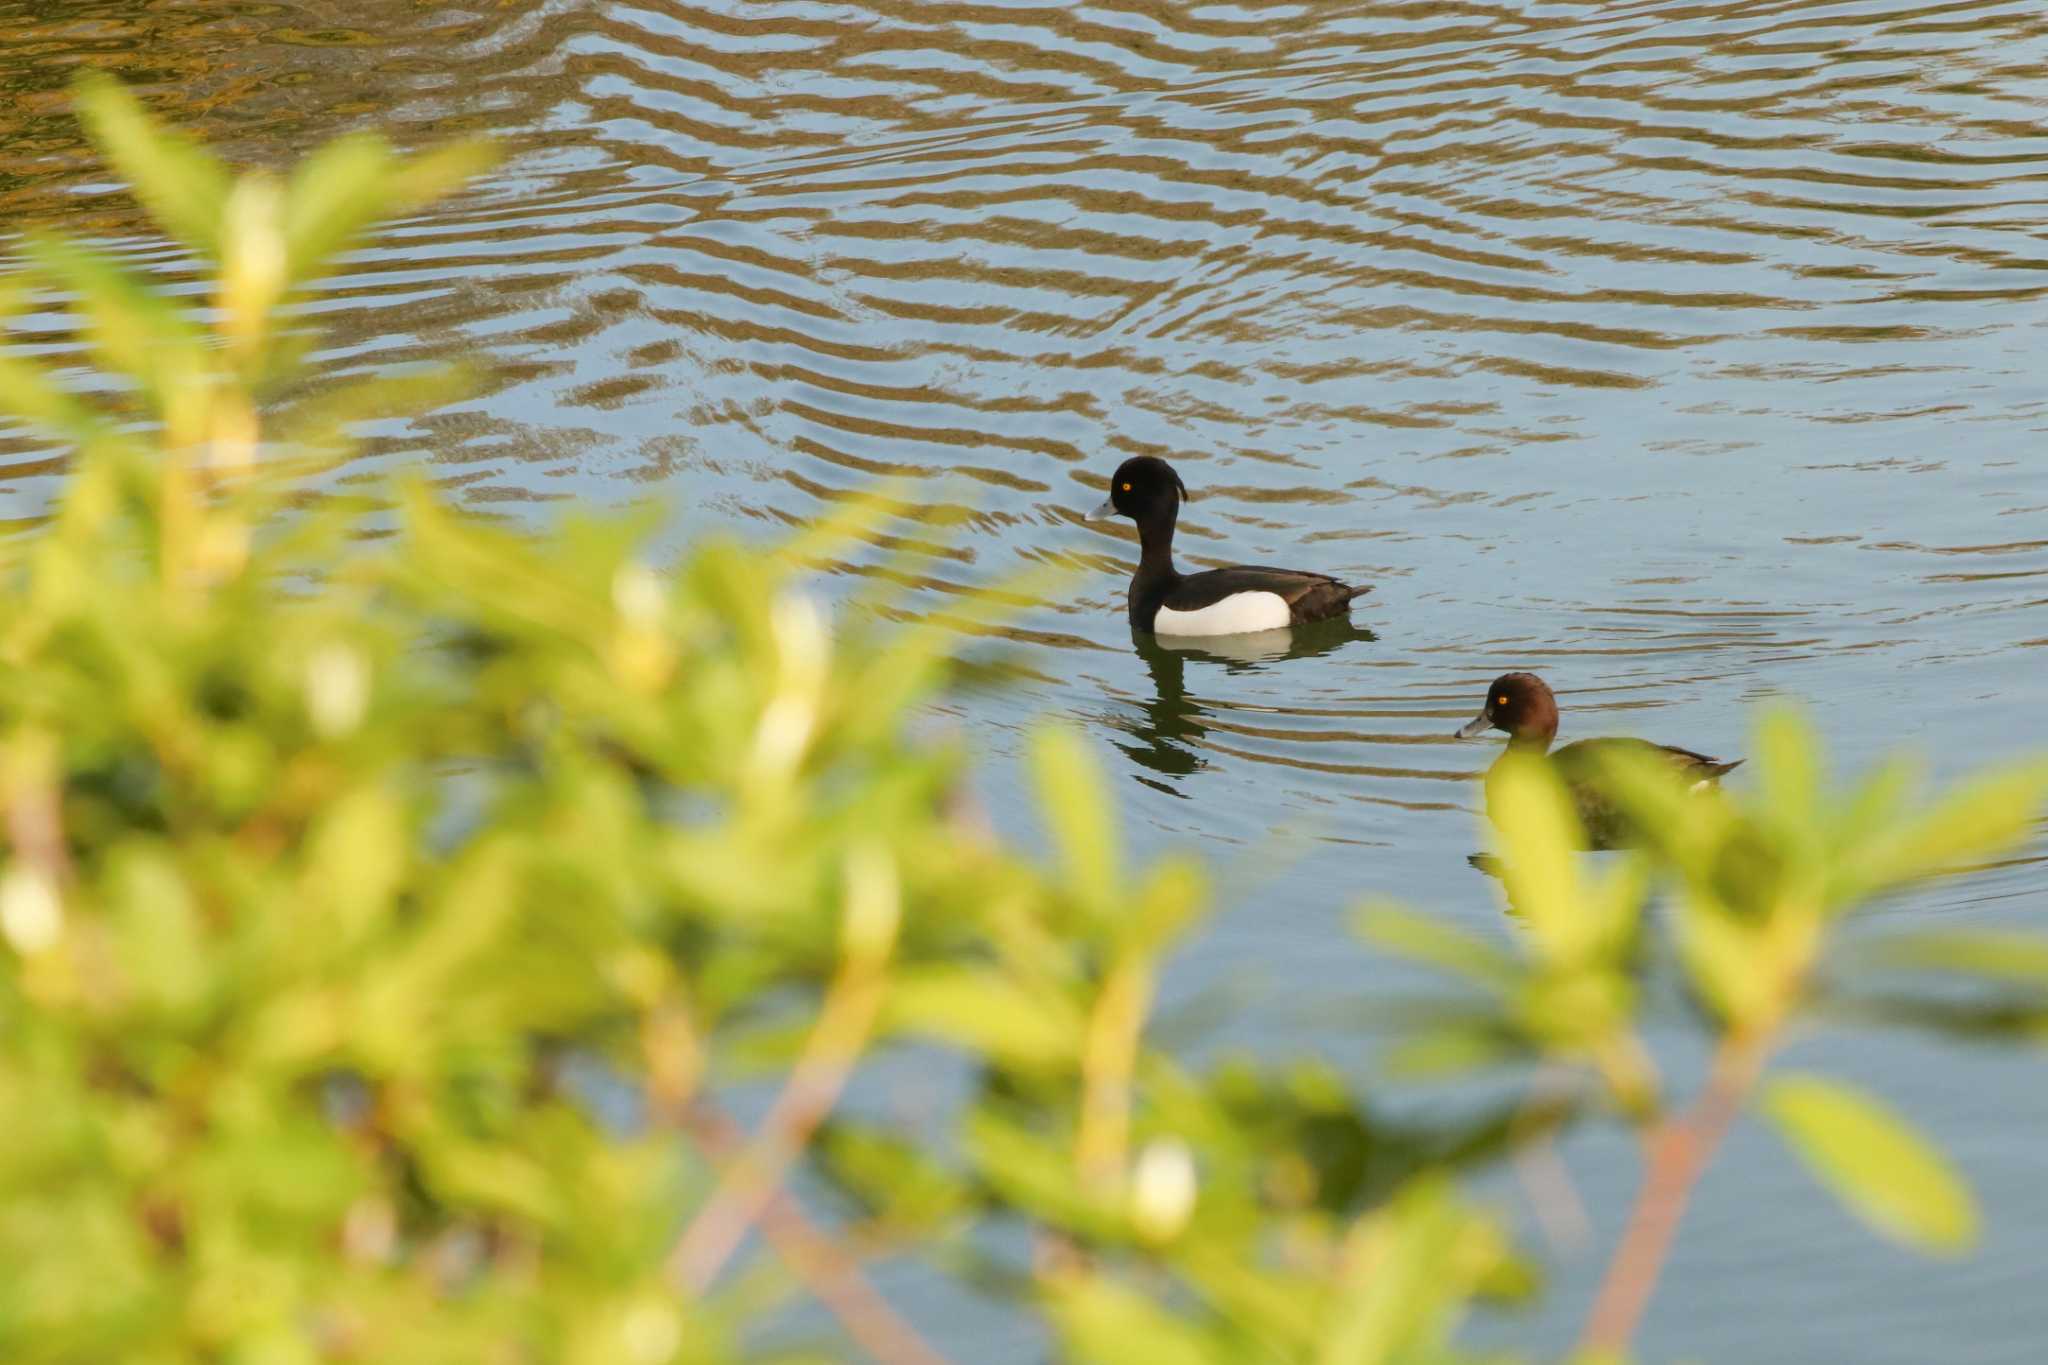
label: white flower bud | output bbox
[612,563,665,627]
[0,865,63,955]
[748,593,830,781]
[305,643,370,737]
[1130,1139,1197,1244]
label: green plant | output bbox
[1366,737,2048,1359]
[0,76,1537,1365]
[3,77,2046,1365]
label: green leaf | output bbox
[1763,1073,1978,1255]
[815,1124,971,1232]
[1355,902,1521,993]
[397,479,607,639]
[358,839,525,1068]
[1586,740,1726,877]
[965,1110,1115,1237]
[384,139,501,221]
[0,347,138,457]
[1319,1174,1509,1365]
[1674,896,1772,1027]
[884,967,1081,1069]
[1858,761,2048,893]
[1845,930,2048,988]
[282,135,495,289]
[1122,856,1208,957]
[1813,988,2048,1044]
[269,363,479,464]
[775,478,913,568]
[1756,704,1821,831]
[72,74,231,259]
[302,785,410,952]
[17,234,207,417]
[1512,968,1638,1057]
[282,133,397,284]
[1379,1021,1523,1080]
[413,1132,562,1227]
[1046,1274,1222,1365]
[107,844,210,1020]
[1031,725,1117,913]
[1486,751,1591,962]
[1825,753,1917,853]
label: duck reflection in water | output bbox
[1111,616,1377,794]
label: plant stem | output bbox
[667,955,887,1294]
[2,730,71,886]
[1511,1064,1596,1255]
[1074,955,1152,1192]
[685,1104,955,1365]
[1577,1035,1768,1358]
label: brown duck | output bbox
[1456,671,1742,849]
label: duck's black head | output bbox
[1457,671,1559,746]
[1093,456,1188,527]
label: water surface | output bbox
[3,0,2047,1358]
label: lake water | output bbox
[3,0,2046,1358]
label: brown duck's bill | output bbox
[1456,712,1495,739]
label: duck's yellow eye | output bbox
[1121,482,1131,491]
[1496,695,1508,706]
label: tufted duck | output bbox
[1456,671,1742,848]
[1091,456,1370,636]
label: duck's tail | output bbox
[1339,583,1373,607]
[1688,757,1745,792]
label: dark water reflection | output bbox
[1113,618,1378,790]
[5,0,2048,1358]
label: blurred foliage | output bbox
[1367,727,2048,1356]
[2,77,2046,1365]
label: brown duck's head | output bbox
[1457,672,1559,747]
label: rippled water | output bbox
[5,0,2048,1358]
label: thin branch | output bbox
[1514,1132,1592,1255]
[666,955,888,1294]
[2,730,72,886]
[1577,1036,1769,1357]
[685,1104,955,1365]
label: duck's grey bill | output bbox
[1456,712,1494,739]
[1089,496,1120,520]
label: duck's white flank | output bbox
[1153,591,1291,636]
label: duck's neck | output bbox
[1127,505,1182,628]
[1506,727,1556,756]
[1134,505,1179,578]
